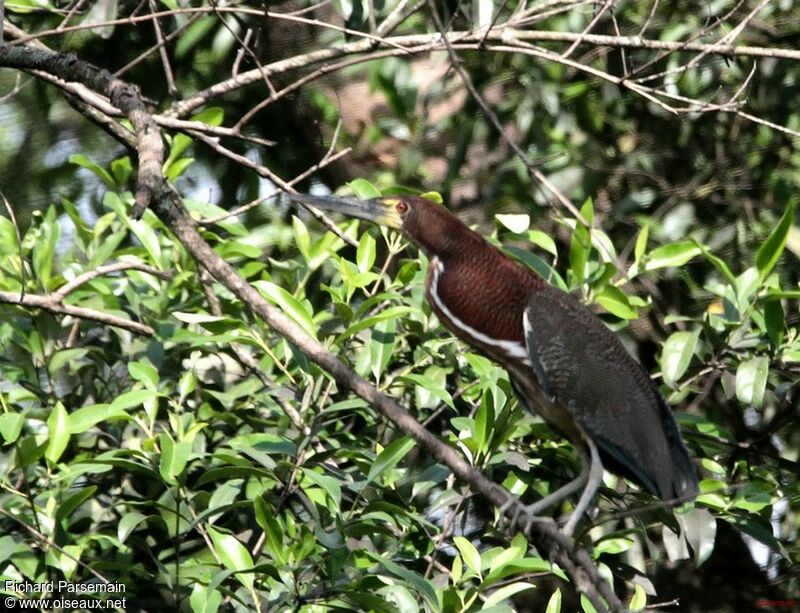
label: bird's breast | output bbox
[425,255,536,364]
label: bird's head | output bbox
[288,192,466,256]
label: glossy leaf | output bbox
[367,436,415,485]
[545,588,562,613]
[736,357,769,407]
[253,280,317,339]
[660,330,699,388]
[645,241,702,271]
[629,584,647,611]
[496,213,530,234]
[348,178,381,199]
[159,433,192,485]
[207,526,254,590]
[357,231,376,273]
[46,402,69,464]
[595,285,638,319]
[453,536,481,576]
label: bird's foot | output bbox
[494,487,556,535]
[558,511,580,537]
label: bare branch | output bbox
[53,262,172,301]
[0,41,164,218]
[0,290,155,336]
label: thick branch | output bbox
[0,45,163,218]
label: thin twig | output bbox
[186,128,358,245]
[53,261,172,301]
[147,0,177,96]
[560,0,615,59]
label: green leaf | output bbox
[764,299,785,347]
[32,206,59,289]
[660,330,699,388]
[159,433,192,485]
[253,280,317,340]
[483,581,536,608]
[419,191,443,204]
[527,230,558,256]
[357,231,376,273]
[172,312,228,325]
[336,306,413,342]
[629,584,647,611]
[505,247,568,290]
[348,179,381,199]
[370,317,396,380]
[474,393,495,454]
[48,348,89,375]
[570,216,592,283]
[403,371,454,409]
[735,357,769,407]
[129,360,159,390]
[253,497,285,564]
[545,588,562,613]
[110,156,133,186]
[644,240,702,271]
[367,436,415,484]
[451,551,462,584]
[175,17,216,59]
[118,512,148,543]
[695,241,736,285]
[580,593,599,613]
[595,285,638,319]
[0,413,25,444]
[69,153,116,188]
[302,469,342,509]
[46,402,70,464]
[165,156,194,181]
[453,536,481,576]
[207,526,254,590]
[55,485,97,524]
[109,389,158,412]
[69,404,129,433]
[292,215,312,264]
[192,107,224,126]
[756,203,795,279]
[189,583,222,613]
[679,507,717,566]
[128,218,163,266]
[364,551,438,609]
[593,537,634,556]
[634,224,649,264]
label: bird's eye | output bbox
[395,201,409,215]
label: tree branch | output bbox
[0,290,155,336]
[0,44,163,218]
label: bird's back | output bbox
[522,286,698,501]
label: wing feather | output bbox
[521,288,698,501]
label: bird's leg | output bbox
[495,457,592,534]
[561,437,603,536]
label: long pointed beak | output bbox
[287,192,402,229]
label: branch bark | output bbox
[0,45,163,218]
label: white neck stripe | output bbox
[429,258,529,361]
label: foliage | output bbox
[1,1,799,611]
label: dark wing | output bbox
[522,287,698,501]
